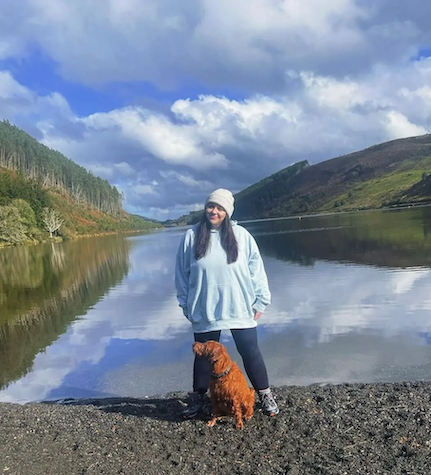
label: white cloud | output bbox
[300,72,365,110]
[113,161,135,176]
[0,71,31,99]
[82,108,228,170]
[86,163,114,179]
[159,170,213,190]
[0,0,429,91]
[385,111,428,139]
[132,184,156,196]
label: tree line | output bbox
[0,120,123,216]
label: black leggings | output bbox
[193,327,269,393]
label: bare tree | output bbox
[43,208,64,238]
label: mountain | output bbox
[0,120,158,245]
[167,134,431,225]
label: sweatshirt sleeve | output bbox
[175,231,192,318]
[248,234,271,313]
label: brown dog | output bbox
[193,341,255,429]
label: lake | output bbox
[1,206,431,403]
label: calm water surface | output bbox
[2,207,431,403]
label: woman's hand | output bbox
[253,310,262,320]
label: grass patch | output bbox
[322,162,431,212]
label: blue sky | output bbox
[1,0,431,219]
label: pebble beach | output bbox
[1,382,431,475]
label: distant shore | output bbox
[1,382,431,474]
[238,200,431,224]
[0,227,162,249]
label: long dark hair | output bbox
[194,213,238,264]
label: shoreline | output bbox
[0,227,162,249]
[2,381,431,474]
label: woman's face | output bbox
[205,202,227,229]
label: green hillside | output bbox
[167,134,431,224]
[0,121,158,245]
[235,134,431,219]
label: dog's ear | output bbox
[209,344,224,363]
[192,342,203,355]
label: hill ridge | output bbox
[166,133,431,225]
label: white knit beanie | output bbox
[205,188,235,218]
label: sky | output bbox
[1,1,431,220]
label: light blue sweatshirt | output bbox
[175,221,271,333]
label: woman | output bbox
[175,188,279,418]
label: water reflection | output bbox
[1,208,431,402]
[247,206,431,268]
[0,236,131,392]
[250,207,431,386]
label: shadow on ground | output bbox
[43,391,204,423]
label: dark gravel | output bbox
[2,382,431,474]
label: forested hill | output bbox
[0,121,122,214]
[166,134,431,225]
[0,121,158,245]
